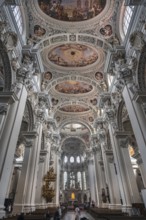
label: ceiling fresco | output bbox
[55,81,93,94]
[59,105,90,112]
[48,44,98,67]
[38,0,106,22]
[24,0,117,157]
[62,138,85,154]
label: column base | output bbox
[13,204,36,215]
[101,203,109,208]
[12,204,24,215]
[122,205,132,216]
[108,204,122,210]
[23,204,36,213]
[35,204,48,209]
[48,203,57,207]
[0,206,6,219]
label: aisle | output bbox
[63,210,95,220]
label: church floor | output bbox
[62,210,95,220]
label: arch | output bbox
[117,100,125,131]
[53,102,98,116]
[0,40,12,91]
[117,100,133,132]
[26,100,34,131]
[46,75,103,93]
[61,135,88,151]
[34,33,112,52]
[58,119,94,134]
[137,44,146,91]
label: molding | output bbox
[0,92,18,103]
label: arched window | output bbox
[70,156,74,163]
[107,75,114,87]
[81,156,84,162]
[123,6,134,36]
[76,156,80,163]
[64,171,67,189]
[77,172,82,189]
[64,156,68,163]
[11,6,23,34]
[83,171,87,190]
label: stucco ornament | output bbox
[129,31,145,52]
[0,103,8,114]
[0,21,7,35]
[11,58,20,72]
[3,31,18,51]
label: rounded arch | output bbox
[117,100,125,131]
[61,135,88,151]
[137,44,146,91]
[0,39,12,91]
[26,100,34,131]
[53,102,98,116]
[46,75,103,92]
[34,33,112,52]
[117,100,133,132]
[58,119,94,134]
[23,100,34,132]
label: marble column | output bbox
[109,125,142,214]
[35,154,45,208]
[43,142,51,175]
[98,158,107,208]
[122,86,146,171]
[137,157,146,188]
[93,149,103,207]
[120,140,142,203]
[109,125,132,213]
[107,156,121,209]
[87,158,97,204]
[24,124,43,212]
[48,148,60,206]
[12,132,37,214]
[8,167,21,201]
[0,86,27,218]
[102,147,121,209]
[55,154,60,206]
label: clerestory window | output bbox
[11,5,23,34]
[123,6,134,36]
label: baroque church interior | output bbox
[1,0,146,219]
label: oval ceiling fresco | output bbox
[55,80,93,94]
[48,44,98,67]
[38,0,106,22]
[59,105,90,112]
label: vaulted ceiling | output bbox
[26,0,120,156]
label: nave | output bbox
[1,0,146,219]
[63,211,95,220]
